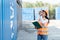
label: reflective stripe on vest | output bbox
[37,28,48,35]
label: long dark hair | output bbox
[42,10,49,23]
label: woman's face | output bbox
[39,11,43,16]
[42,12,46,17]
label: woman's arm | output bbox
[38,21,48,28]
[38,18,48,28]
[42,22,48,28]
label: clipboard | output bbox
[32,21,42,29]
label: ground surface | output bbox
[17,20,60,40]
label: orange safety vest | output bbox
[37,28,48,35]
[37,20,48,35]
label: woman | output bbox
[37,10,49,40]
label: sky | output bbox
[22,0,60,4]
